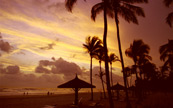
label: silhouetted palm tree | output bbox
[83,36,102,101]
[108,53,120,87]
[91,0,114,107]
[94,46,106,99]
[125,40,150,80]
[163,0,173,27]
[160,65,169,79]
[142,62,157,80]
[95,70,106,98]
[110,0,147,106]
[159,39,173,74]
[138,54,152,79]
[65,0,114,106]
[124,66,133,87]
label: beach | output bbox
[0,92,101,108]
[0,92,173,108]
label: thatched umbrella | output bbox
[58,74,95,105]
[111,83,125,100]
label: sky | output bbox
[0,0,172,88]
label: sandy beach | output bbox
[0,92,101,108]
[0,92,173,108]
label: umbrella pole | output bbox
[75,88,78,105]
[117,90,119,100]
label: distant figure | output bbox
[23,92,25,95]
[27,92,28,95]
[47,91,50,96]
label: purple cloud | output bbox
[35,57,83,80]
[0,33,12,55]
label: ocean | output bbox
[0,87,99,96]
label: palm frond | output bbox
[118,6,138,24]
[166,12,173,27]
[65,0,77,12]
[160,52,169,61]
[109,53,120,63]
[123,3,145,17]
[91,2,104,21]
[125,47,133,58]
[83,36,102,57]
[65,0,87,12]
[159,43,168,54]
[121,0,148,4]
[159,40,173,61]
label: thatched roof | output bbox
[111,83,125,90]
[58,75,95,88]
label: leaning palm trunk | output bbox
[99,61,106,98]
[115,13,131,108]
[103,2,114,108]
[90,56,93,100]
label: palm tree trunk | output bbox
[130,75,132,87]
[103,2,114,108]
[90,56,93,101]
[110,63,114,96]
[115,13,131,108]
[99,61,106,99]
[111,63,113,87]
[134,61,139,80]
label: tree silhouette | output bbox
[124,66,134,87]
[159,39,173,74]
[108,53,120,87]
[138,54,152,79]
[83,36,102,101]
[125,40,150,80]
[110,0,147,107]
[94,45,106,99]
[65,0,114,106]
[163,0,173,27]
[91,0,114,107]
[95,70,106,99]
[125,39,150,104]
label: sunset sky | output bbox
[0,0,172,88]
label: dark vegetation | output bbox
[66,0,173,108]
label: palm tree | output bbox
[138,54,152,79]
[108,53,120,87]
[125,40,150,80]
[110,0,147,106]
[94,46,107,98]
[159,39,173,74]
[83,36,102,101]
[124,66,133,87]
[160,65,169,79]
[91,0,114,107]
[163,0,173,27]
[95,70,106,98]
